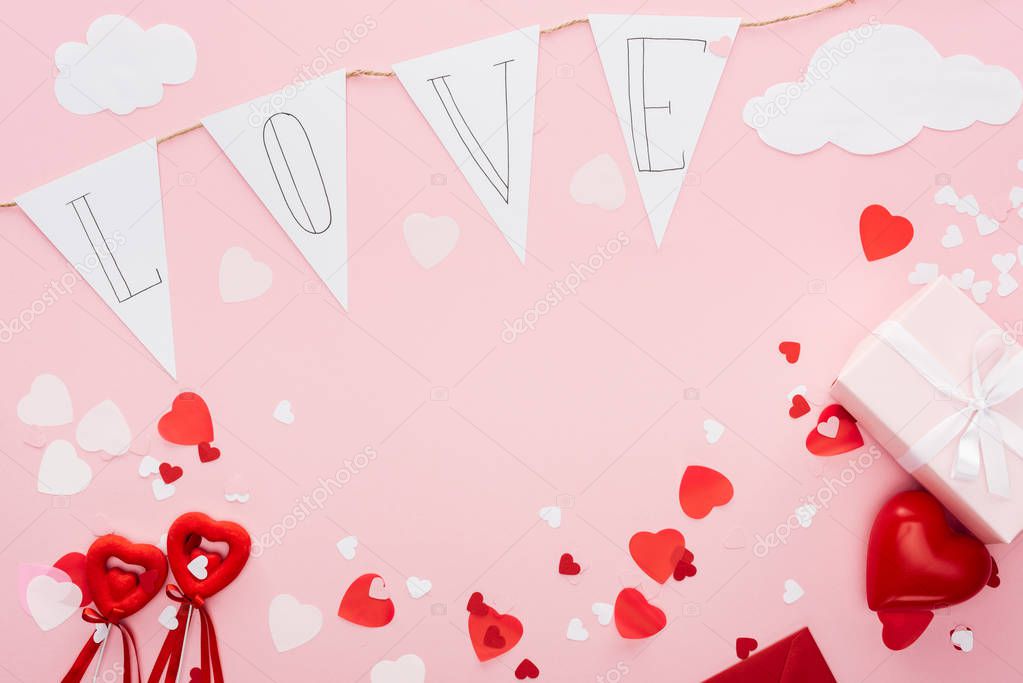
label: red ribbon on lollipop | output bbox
[148,512,250,683]
[62,535,168,683]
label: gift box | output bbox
[832,276,1023,544]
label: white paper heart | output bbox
[370,654,426,683]
[570,153,626,210]
[998,272,1019,297]
[37,440,92,495]
[26,575,81,631]
[76,399,131,456]
[976,213,1000,236]
[951,268,976,289]
[993,252,1017,274]
[934,185,957,206]
[18,374,73,426]
[908,262,939,285]
[224,473,251,503]
[816,417,840,439]
[151,478,176,501]
[703,419,725,444]
[950,626,974,652]
[956,194,980,216]
[336,536,358,560]
[158,605,179,630]
[186,555,208,580]
[940,225,963,248]
[591,602,613,626]
[403,213,459,269]
[93,623,110,643]
[219,246,273,303]
[795,503,817,528]
[782,578,805,604]
[971,280,993,304]
[538,506,562,529]
[272,399,295,425]
[268,594,323,653]
[406,576,432,599]
[566,617,589,641]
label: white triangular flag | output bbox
[589,15,739,246]
[17,140,176,377]
[394,28,539,262]
[203,70,349,307]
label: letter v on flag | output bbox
[16,140,176,377]
[589,15,739,246]
[394,27,540,263]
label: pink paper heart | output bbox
[708,36,732,57]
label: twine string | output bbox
[0,0,855,208]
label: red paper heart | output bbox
[558,553,581,576]
[736,636,758,659]
[988,559,1001,588]
[159,463,183,484]
[468,598,523,661]
[805,404,863,456]
[789,394,811,419]
[338,573,395,627]
[613,588,665,639]
[188,666,206,683]
[877,609,934,650]
[678,466,734,519]
[867,490,991,612]
[629,529,685,584]
[778,341,800,363]
[860,204,914,261]
[53,552,90,607]
[86,534,167,621]
[158,393,214,446]
[514,658,540,679]
[466,591,488,616]
[198,442,220,463]
[166,512,250,599]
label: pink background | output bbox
[2,0,1023,680]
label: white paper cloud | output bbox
[55,15,197,115]
[743,24,1023,155]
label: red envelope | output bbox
[702,628,836,683]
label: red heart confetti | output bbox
[198,442,221,463]
[860,204,914,262]
[483,625,505,648]
[159,463,183,484]
[789,394,811,419]
[629,529,685,584]
[877,609,934,650]
[678,466,734,519]
[613,588,666,639]
[736,637,758,659]
[514,658,540,679]
[805,404,863,456]
[673,559,697,581]
[338,573,395,628]
[468,600,523,661]
[558,553,581,576]
[467,591,488,616]
[988,559,1001,588]
[778,341,800,363]
[188,667,206,683]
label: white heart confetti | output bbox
[539,506,562,529]
[993,252,1017,274]
[272,400,295,425]
[782,579,805,604]
[138,455,160,477]
[336,536,358,560]
[908,262,938,285]
[950,626,973,652]
[940,225,963,248]
[998,273,1019,297]
[703,419,725,444]
[591,602,613,626]
[151,478,176,501]
[406,576,432,599]
[186,555,208,580]
[566,617,589,641]
[158,605,179,630]
[18,374,73,426]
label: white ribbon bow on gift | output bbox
[874,321,1023,498]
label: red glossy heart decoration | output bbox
[866,491,992,612]
[614,588,665,639]
[805,404,863,456]
[467,597,523,661]
[158,393,214,446]
[860,204,914,261]
[678,466,734,519]
[877,609,934,650]
[629,529,685,584]
[166,512,250,599]
[338,573,395,627]
[86,535,168,621]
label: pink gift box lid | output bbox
[832,276,1023,544]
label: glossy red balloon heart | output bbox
[158,393,214,446]
[866,490,991,612]
[166,512,250,599]
[85,535,168,621]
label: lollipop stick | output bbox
[172,605,195,683]
[90,633,109,683]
